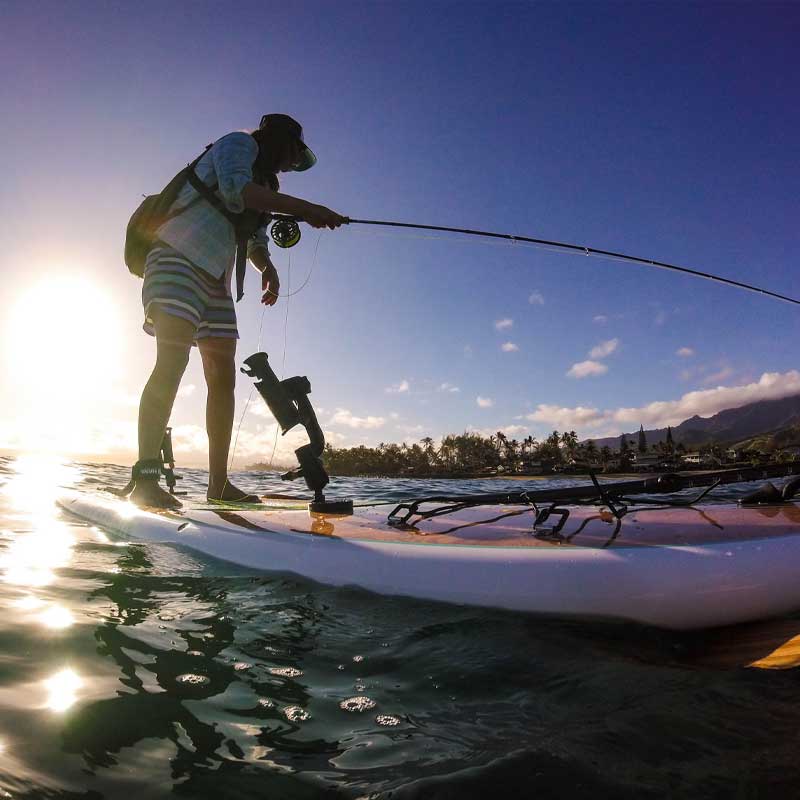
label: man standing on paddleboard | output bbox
[130,114,346,509]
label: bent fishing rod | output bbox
[267,214,800,308]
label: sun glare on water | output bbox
[4,276,125,451]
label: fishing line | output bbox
[270,215,799,307]
[225,302,267,486]
[226,228,327,485]
[268,247,293,468]
[227,230,322,479]
[275,230,323,298]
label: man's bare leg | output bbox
[199,336,259,502]
[131,308,195,509]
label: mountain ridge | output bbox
[589,394,800,450]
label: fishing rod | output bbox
[267,215,800,307]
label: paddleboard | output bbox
[57,490,800,630]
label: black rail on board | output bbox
[386,464,800,528]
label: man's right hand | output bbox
[302,203,348,230]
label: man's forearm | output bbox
[242,182,310,217]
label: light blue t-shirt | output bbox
[156,131,270,280]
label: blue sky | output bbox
[1,1,798,465]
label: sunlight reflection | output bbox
[13,595,45,610]
[0,455,80,588]
[43,668,82,712]
[91,526,110,543]
[115,500,139,521]
[2,454,81,515]
[1,521,75,587]
[39,605,74,629]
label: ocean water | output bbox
[1,454,800,799]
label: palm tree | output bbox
[495,431,508,467]
[420,436,436,472]
[507,439,520,471]
[561,430,579,462]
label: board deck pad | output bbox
[187,500,800,549]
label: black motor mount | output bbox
[241,352,353,515]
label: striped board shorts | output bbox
[142,243,238,343]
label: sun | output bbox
[4,275,125,449]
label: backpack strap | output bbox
[160,147,215,224]
[161,144,256,302]
[185,161,251,301]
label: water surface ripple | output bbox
[1,454,799,798]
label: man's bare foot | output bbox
[207,481,262,504]
[130,481,183,510]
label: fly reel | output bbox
[270,217,302,248]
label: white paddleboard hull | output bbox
[57,492,800,630]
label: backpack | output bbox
[125,143,268,300]
[124,146,212,277]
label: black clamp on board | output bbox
[241,352,353,515]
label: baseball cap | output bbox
[259,113,317,171]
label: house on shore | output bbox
[681,451,722,467]
[633,453,664,472]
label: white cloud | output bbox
[115,391,141,408]
[527,369,800,435]
[498,424,528,436]
[172,423,211,453]
[329,408,386,429]
[593,315,608,324]
[176,384,196,398]
[528,291,545,306]
[385,380,410,394]
[676,347,695,358]
[528,405,606,430]
[247,400,274,418]
[325,430,349,444]
[589,338,619,359]
[567,360,608,379]
[701,366,735,386]
[476,396,494,408]
[468,424,528,438]
[463,345,473,358]
[501,342,519,352]
[495,318,513,330]
[438,382,460,393]
[215,422,318,467]
[397,424,425,435]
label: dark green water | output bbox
[1,454,800,799]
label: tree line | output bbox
[319,430,685,477]
[247,423,797,477]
